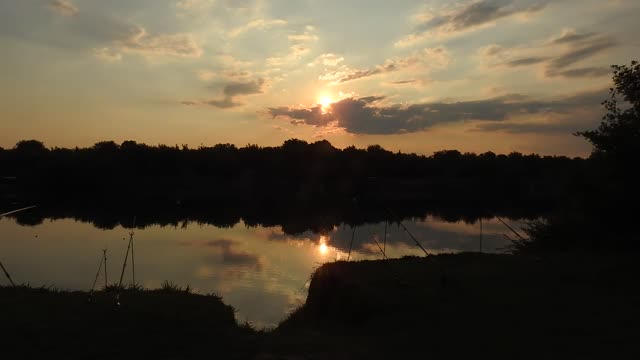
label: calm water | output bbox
[0,214,521,327]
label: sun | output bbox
[319,96,333,107]
[318,96,333,113]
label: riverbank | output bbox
[0,285,260,359]
[268,252,640,358]
[2,253,639,359]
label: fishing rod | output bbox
[0,205,37,287]
[103,249,108,289]
[496,217,527,242]
[129,217,136,285]
[115,216,136,306]
[347,227,357,261]
[0,205,37,218]
[367,230,387,260]
[385,207,430,257]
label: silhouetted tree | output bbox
[577,60,640,161]
[518,60,640,252]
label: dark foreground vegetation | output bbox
[274,253,640,359]
[517,61,640,252]
[3,253,639,359]
[1,284,259,359]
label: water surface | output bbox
[0,214,521,327]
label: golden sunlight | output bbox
[318,235,329,255]
[318,96,333,113]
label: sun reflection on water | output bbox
[318,235,329,255]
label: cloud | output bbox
[48,0,79,16]
[481,31,617,78]
[549,67,611,78]
[204,239,262,269]
[288,33,319,42]
[223,78,265,97]
[473,91,606,133]
[92,47,122,62]
[396,0,550,47]
[175,0,216,10]
[474,121,579,134]
[550,29,597,45]
[267,90,607,135]
[308,53,345,67]
[96,26,202,60]
[228,19,288,37]
[205,97,240,109]
[319,47,450,84]
[504,56,549,67]
[266,44,310,66]
[546,37,617,70]
[481,44,505,56]
[389,80,418,85]
[196,70,217,81]
[215,54,253,68]
[182,78,266,109]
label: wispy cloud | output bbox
[266,44,310,66]
[546,37,617,70]
[549,29,598,45]
[288,32,318,42]
[96,26,202,61]
[175,0,216,10]
[396,0,551,47]
[92,47,122,62]
[504,56,549,67]
[48,0,79,17]
[228,18,288,37]
[183,78,267,109]
[201,239,262,269]
[308,53,345,67]
[319,47,450,84]
[480,30,617,78]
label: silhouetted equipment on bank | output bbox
[0,205,37,218]
[367,230,387,260]
[103,249,108,289]
[88,250,107,303]
[386,207,430,257]
[479,218,483,253]
[383,222,387,254]
[497,217,527,242]
[1,205,37,287]
[347,227,356,261]
[129,226,136,285]
[0,261,15,287]
[116,217,137,306]
[89,249,108,290]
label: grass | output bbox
[0,282,261,359]
[3,253,640,359]
[267,252,640,359]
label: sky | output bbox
[1,0,638,156]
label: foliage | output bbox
[577,60,640,161]
[518,60,640,253]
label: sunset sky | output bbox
[1,0,638,156]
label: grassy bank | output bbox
[3,253,640,359]
[270,253,640,359]
[0,285,260,359]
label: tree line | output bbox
[0,137,584,211]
